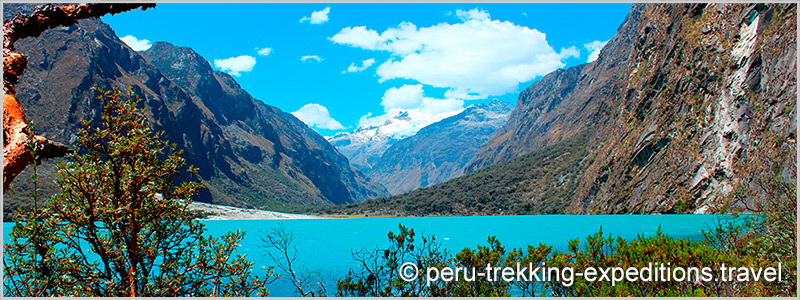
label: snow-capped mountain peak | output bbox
[328,108,464,172]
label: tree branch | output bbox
[3,3,154,191]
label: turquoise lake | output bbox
[3,214,736,296]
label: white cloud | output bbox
[329,26,384,49]
[292,103,344,130]
[301,55,323,63]
[584,40,608,63]
[381,84,424,111]
[300,7,330,24]
[257,47,272,56]
[330,8,570,100]
[355,85,465,138]
[120,35,152,51]
[456,8,491,21]
[559,46,580,59]
[343,58,375,73]
[213,55,256,77]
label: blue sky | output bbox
[103,3,631,137]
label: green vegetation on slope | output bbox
[320,132,593,216]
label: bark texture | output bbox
[3,3,154,191]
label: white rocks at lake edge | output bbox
[188,202,320,220]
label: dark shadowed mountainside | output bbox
[3,5,387,220]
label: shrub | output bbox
[2,87,273,296]
[335,223,795,297]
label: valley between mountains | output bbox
[324,3,797,217]
[3,3,796,220]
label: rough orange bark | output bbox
[3,3,155,191]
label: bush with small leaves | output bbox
[3,87,274,296]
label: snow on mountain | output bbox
[328,108,464,172]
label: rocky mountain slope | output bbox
[327,112,408,173]
[368,99,513,195]
[468,2,796,214]
[326,3,796,216]
[570,3,796,214]
[3,6,387,218]
[322,132,588,216]
[328,109,463,172]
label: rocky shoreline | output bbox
[188,202,321,220]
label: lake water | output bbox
[4,214,735,296]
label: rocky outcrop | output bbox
[330,3,796,217]
[467,3,796,214]
[572,3,796,214]
[3,6,387,219]
[369,99,513,194]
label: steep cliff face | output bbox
[469,3,796,214]
[3,10,387,217]
[369,100,513,195]
[572,3,796,214]
[465,6,641,173]
[329,3,796,216]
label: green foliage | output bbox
[336,224,452,296]
[450,236,511,296]
[506,243,553,296]
[335,225,547,297]
[3,87,274,296]
[336,222,795,297]
[324,132,591,217]
[548,228,733,296]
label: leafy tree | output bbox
[3,87,274,296]
[336,224,453,296]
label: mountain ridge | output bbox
[327,108,465,172]
[368,99,514,194]
[3,7,387,219]
[323,3,796,216]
